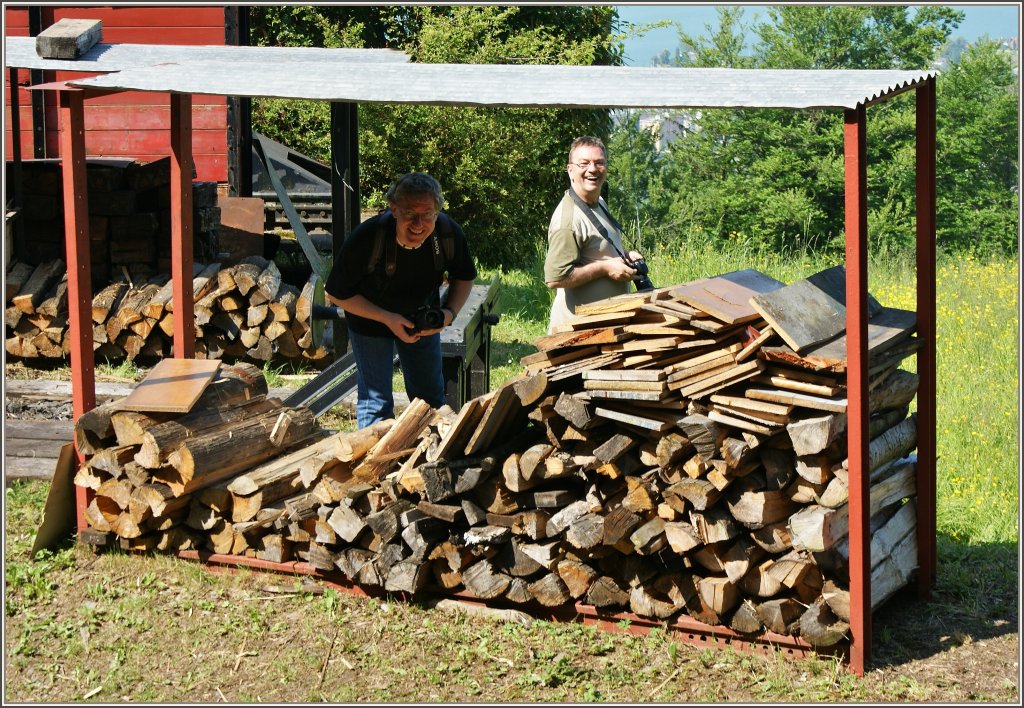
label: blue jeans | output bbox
[348,329,446,428]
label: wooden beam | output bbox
[915,77,938,595]
[844,103,870,675]
[58,88,95,535]
[170,93,195,358]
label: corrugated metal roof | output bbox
[61,60,933,110]
[3,35,409,71]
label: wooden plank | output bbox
[115,358,222,413]
[535,326,630,352]
[669,269,785,325]
[710,402,790,426]
[676,359,768,398]
[592,405,678,432]
[750,374,841,397]
[5,456,60,482]
[583,379,667,392]
[760,307,917,372]
[600,335,684,352]
[3,418,74,442]
[577,388,670,402]
[551,310,637,332]
[709,393,793,417]
[749,265,883,352]
[707,409,778,434]
[746,387,848,413]
[582,369,666,382]
[521,345,599,369]
[573,292,649,316]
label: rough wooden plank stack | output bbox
[4,258,329,366]
[73,267,923,649]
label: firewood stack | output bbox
[5,257,329,366]
[73,266,923,649]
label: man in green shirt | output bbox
[543,136,644,333]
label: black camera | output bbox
[408,304,446,333]
[625,256,655,292]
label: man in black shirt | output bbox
[326,172,477,428]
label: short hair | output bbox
[568,136,607,162]
[386,172,444,210]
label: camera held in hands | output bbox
[625,256,655,292]
[407,304,446,333]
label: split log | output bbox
[163,405,318,496]
[13,259,65,314]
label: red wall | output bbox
[4,6,228,181]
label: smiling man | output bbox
[543,136,645,333]
[326,172,477,428]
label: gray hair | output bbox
[386,172,444,210]
[568,136,607,162]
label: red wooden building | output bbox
[4,5,245,182]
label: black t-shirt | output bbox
[325,212,477,338]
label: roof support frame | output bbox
[36,65,936,679]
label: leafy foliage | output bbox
[249,5,620,267]
[621,5,1017,258]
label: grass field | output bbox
[3,251,1019,703]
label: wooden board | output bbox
[582,369,666,382]
[535,326,630,352]
[676,359,767,398]
[749,265,882,352]
[746,387,848,413]
[115,358,222,413]
[573,292,650,316]
[552,310,637,332]
[760,307,916,372]
[593,405,678,432]
[669,269,785,324]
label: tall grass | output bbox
[485,248,1020,547]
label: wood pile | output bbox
[74,266,923,649]
[8,157,220,286]
[5,257,329,366]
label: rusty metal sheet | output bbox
[115,357,221,413]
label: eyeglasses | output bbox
[570,159,607,170]
[393,208,439,224]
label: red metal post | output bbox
[915,78,938,592]
[844,105,871,675]
[169,92,195,358]
[58,88,96,533]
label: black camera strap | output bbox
[565,189,629,261]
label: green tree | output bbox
[249,5,621,268]
[634,4,1015,258]
[935,39,1019,254]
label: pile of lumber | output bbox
[74,266,923,648]
[5,257,329,365]
[9,156,220,285]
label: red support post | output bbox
[58,88,96,534]
[844,105,871,675]
[915,78,938,592]
[169,93,195,358]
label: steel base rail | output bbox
[179,549,842,664]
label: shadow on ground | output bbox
[870,536,1019,668]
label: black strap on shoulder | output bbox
[369,211,398,277]
[565,189,627,260]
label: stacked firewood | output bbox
[74,267,923,648]
[4,257,329,365]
